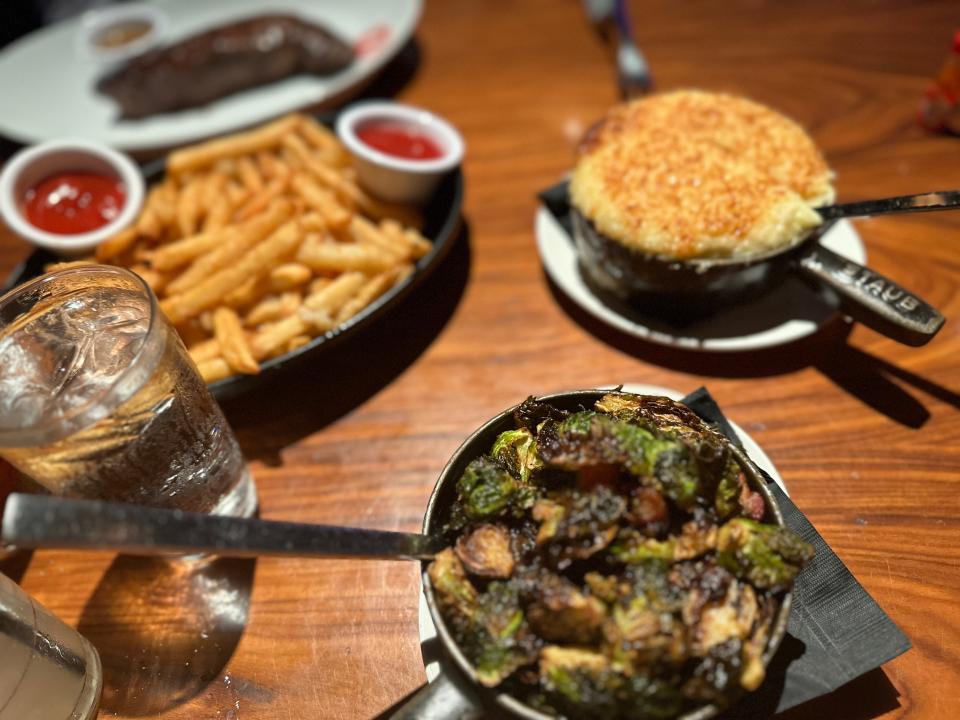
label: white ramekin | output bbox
[77,4,167,65]
[336,101,464,205]
[0,139,144,256]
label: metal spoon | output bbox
[818,189,960,220]
[0,493,445,560]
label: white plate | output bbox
[0,0,422,152]
[535,207,866,352]
[418,383,786,682]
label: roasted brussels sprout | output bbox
[456,524,515,578]
[452,456,536,526]
[717,518,815,591]
[429,393,814,719]
[492,428,543,483]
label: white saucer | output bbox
[535,207,866,352]
[418,383,787,683]
[0,0,422,152]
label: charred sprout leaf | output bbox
[610,529,675,563]
[604,561,686,670]
[491,428,543,483]
[585,572,622,603]
[684,638,744,705]
[455,524,515,578]
[540,645,684,720]
[524,570,607,644]
[691,581,758,657]
[597,393,733,490]
[514,396,568,431]
[456,456,537,522]
[626,486,669,536]
[472,581,538,686]
[715,463,741,520]
[534,486,625,564]
[717,518,814,591]
[673,520,719,561]
[538,412,702,508]
[428,548,478,623]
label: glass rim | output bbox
[0,264,161,447]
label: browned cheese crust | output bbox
[570,90,835,260]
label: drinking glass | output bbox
[0,572,101,720]
[0,265,256,516]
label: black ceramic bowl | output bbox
[418,390,793,720]
[570,206,943,346]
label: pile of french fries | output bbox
[60,114,431,383]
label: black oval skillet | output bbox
[571,208,944,347]
[2,133,463,403]
[399,389,793,720]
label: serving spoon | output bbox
[0,493,446,560]
[817,188,960,220]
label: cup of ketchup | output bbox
[336,101,464,205]
[0,139,144,256]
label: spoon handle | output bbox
[1,493,444,561]
[818,189,960,220]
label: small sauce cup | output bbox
[78,4,167,64]
[0,140,144,256]
[336,101,464,204]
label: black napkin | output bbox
[680,387,911,715]
[538,180,574,236]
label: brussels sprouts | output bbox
[717,518,814,591]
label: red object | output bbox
[919,30,960,134]
[23,172,125,235]
[356,121,444,160]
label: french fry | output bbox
[255,150,283,179]
[161,219,303,324]
[236,156,263,193]
[382,218,432,259]
[269,262,312,291]
[95,226,138,261]
[167,114,301,175]
[286,334,312,352]
[176,176,205,237]
[244,292,301,326]
[235,173,290,222]
[213,307,259,375]
[188,338,221,364]
[291,175,351,230]
[197,358,232,383]
[348,215,408,260]
[165,199,293,294]
[153,226,233,271]
[43,259,96,273]
[250,314,309,359]
[224,275,270,309]
[297,240,396,274]
[298,114,340,152]
[334,267,407,323]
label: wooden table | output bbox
[3,1,960,717]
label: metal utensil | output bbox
[818,189,960,221]
[584,0,653,98]
[0,493,445,560]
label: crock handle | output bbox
[795,244,945,346]
[389,672,484,720]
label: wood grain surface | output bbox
[3,1,960,718]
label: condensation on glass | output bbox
[0,266,256,516]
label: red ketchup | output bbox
[356,121,444,160]
[23,172,125,235]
